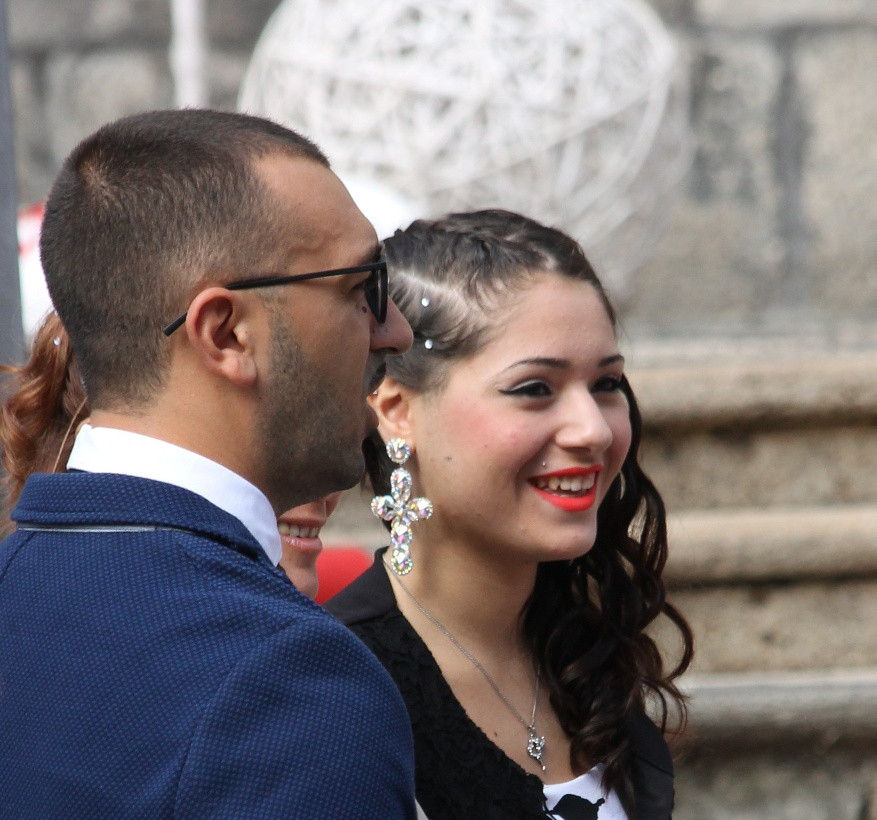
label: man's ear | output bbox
[369,376,417,445]
[182,287,259,387]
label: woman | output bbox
[327,210,693,819]
[1,314,341,601]
[0,311,86,523]
[277,491,342,600]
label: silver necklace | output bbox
[386,559,547,772]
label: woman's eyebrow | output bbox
[500,354,625,374]
[500,357,570,374]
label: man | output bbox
[0,110,415,817]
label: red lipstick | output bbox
[529,466,601,512]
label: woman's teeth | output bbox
[534,474,595,493]
[277,523,320,538]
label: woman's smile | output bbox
[528,466,602,511]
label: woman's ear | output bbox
[369,377,417,445]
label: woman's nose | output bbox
[554,391,614,454]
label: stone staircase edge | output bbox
[674,666,877,745]
[626,350,877,430]
[665,503,877,585]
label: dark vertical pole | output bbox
[0,0,24,365]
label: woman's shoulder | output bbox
[629,709,675,820]
[323,548,395,625]
[324,549,424,682]
[629,709,673,774]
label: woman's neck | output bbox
[387,535,538,662]
[385,534,579,781]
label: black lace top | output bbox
[326,551,675,820]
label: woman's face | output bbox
[403,275,632,566]
[277,492,342,599]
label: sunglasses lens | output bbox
[364,266,387,323]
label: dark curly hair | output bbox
[364,209,693,816]
[0,313,89,531]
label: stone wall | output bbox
[7,0,277,205]
[7,0,877,346]
[626,0,877,341]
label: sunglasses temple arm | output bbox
[162,314,187,336]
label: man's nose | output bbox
[370,297,413,354]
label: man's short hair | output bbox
[39,109,329,409]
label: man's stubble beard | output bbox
[257,313,366,511]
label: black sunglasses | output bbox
[162,261,388,336]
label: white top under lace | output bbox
[543,764,628,819]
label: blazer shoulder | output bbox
[176,614,414,817]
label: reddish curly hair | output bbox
[0,313,88,530]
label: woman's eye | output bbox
[500,380,552,398]
[592,375,623,393]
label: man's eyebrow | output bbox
[500,354,625,374]
[357,242,384,266]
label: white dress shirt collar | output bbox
[67,424,281,565]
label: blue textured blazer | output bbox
[0,472,416,818]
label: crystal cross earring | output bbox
[371,437,433,575]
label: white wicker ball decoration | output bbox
[239,0,690,288]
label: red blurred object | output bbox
[315,546,373,604]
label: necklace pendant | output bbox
[527,727,546,772]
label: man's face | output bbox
[254,156,412,510]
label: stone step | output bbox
[654,574,877,674]
[628,347,877,432]
[677,666,877,746]
[641,420,877,509]
[655,503,877,676]
[672,669,877,820]
[666,503,877,586]
[629,346,877,510]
